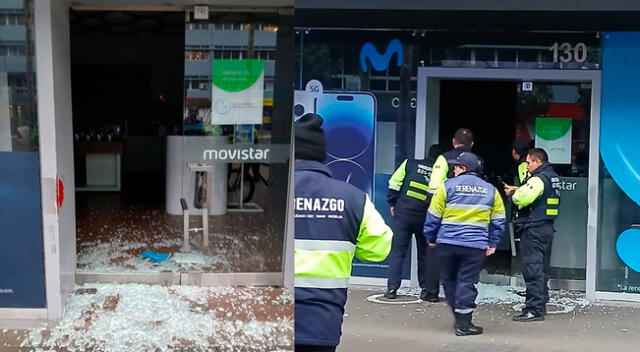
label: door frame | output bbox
[416,67,604,301]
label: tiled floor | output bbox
[75,189,283,273]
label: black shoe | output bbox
[454,312,483,336]
[420,289,440,303]
[512,311,545,322]
[516,290,527,297]
[384,289,397,299]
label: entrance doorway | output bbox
[70,10,187,277]
[68,9,292,286]
[439,80,518,182]
[417,68,600,293]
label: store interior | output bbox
[70,10,285,275]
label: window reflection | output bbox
[0,0,37,152]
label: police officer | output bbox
[504,148,560,322]
[294,113,393,352]
[511,138,531,186]
[428,128,475,194]
[424,152,506,336]
[385,144,443,302]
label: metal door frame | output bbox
[416,67,605,301]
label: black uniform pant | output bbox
[387,216,439,294]
[437,244,486,314]
[518,221,555,317]
[295,345,336,352]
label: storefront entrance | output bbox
[416,67,601,293]
[66,6,294,287]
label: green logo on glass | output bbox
[212,59,265,93]
[535,118,572,141]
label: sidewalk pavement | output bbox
[339,286,639,352]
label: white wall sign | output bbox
[535,117,572,164]
[193,6,209,20]
[211,59,265,125]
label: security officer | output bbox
[511,138,531,185]
[504,148,560,322]
[385,144,443,302]
[294,113,393,352]
[428,128,475,194]
[424,152,506,336]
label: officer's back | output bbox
[294,113,392,351]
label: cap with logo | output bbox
[449,152,483,173]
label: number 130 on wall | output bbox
[549,42,588,63]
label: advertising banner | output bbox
[211,59,265,125]
[295,81,405,280]
[535,117,572,164]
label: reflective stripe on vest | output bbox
[441,218,489,229]
[294,277,350,289]
[406,181,429,201]
[295,239,356,286]
[295,239,356,252]
[546,196,559,217]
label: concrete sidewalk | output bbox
[339,287,639,352]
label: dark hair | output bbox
[528,148,549,163]
[426,144,444,160]
[453,128,474,147]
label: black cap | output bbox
[295,113,326,162]
[449,152,482,173]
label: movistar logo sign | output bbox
[360,39,404,72]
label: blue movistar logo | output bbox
[359,39,403,72]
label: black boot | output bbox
[512,311,544,322]
[420,289,440,303]
[454,312,483,336]
[384,289,397,299]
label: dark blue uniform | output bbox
[386,158,439,296]
[295,161,392,349]
[513,163,561,317]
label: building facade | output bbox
[295,0,640,302]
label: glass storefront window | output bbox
[0,1,37,153]
[297,27,601,282]
[296,29,419,277]
[596,31,640,295]
[512,82,592,281]
[0,0,46,308]
[177,13,293,275]
[597,164,640,293]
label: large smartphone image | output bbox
[316,92,376,196]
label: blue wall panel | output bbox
[0,152,46,308]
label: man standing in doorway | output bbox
[424,152,506,336]
[511,138,531,186]
[428,128,475,194]
[294,113,393,351]
[504,148,561,322]
[385,144,443,302]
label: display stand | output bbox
[227,124,264,213]
[180,163,212,251]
